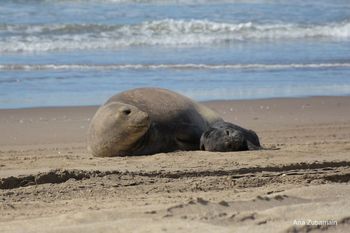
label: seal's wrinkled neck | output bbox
[126,122,156,156]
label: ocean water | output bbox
[1,0,350,108]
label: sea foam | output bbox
[1,63,350,71]
[1,19,350,53]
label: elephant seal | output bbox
[88,88,222,157]
[200,121,261,152]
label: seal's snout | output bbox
[137,111,150,126]
[123,107,150,129]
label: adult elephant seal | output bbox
[200,121,261,152]
[88,88,222,157]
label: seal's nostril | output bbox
[122,109,131,115]
[225,130,230,136]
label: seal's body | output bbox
[200,121,261,152]
[88,88,222,157]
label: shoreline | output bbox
[1,95,349,111]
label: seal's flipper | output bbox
[175,123,203,150]
[246,141,262,150]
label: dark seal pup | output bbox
[200,121,261,152]
[88,88,223,157]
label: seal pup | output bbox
[88,88,222,157]
[200,121,261,152]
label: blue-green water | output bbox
[1,0,350,108]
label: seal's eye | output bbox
[122,109,131,115]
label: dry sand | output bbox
[1,96,349,233]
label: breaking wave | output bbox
[1,63,350,71]
[1,19,350,52]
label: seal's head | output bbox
[87,102,150,157]
[200,127,247,152]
